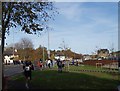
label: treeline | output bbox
[4,38,82,62]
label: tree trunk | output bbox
[2,14,6,91]
[2,27,5,91]
[2,27,5,54]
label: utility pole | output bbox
[23,43,25,61]
[63,40,66,58]
[59,40,67,58]
[48,30,50,59]
[13,29,14,60]
[109,43,114,60]
[59,40,70,72]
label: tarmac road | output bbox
[4,64,24,77]
[4,64,38,77]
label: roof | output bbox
[55,54,65,56]
[97,49,109,53]
[4,50,18,56]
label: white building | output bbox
[4,55,14,64]
[83,55,92,61]
[54,55,65,61]
[4,50,19,64]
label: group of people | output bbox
[22,59,69,89]
[36,59,55,70]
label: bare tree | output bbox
[109,43,115,60]
[109,43,115,53]
[14,37,34,49]
[14,37,34,61]
[14,42,22,50]
[20,37,33,49]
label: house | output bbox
[73,54,83,63]
[54,51,73,61]
[83,54,92,61]
[97,49,109,59]
[55,55,65,61]
[90,54,98,60]
[109,51,120,60]
[4,50,19,64]
[54,54,65,61]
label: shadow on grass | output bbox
[7,70,120,90]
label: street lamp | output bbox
[59,40,67,58]
[47,29,50,59]
[12,28,15,63]
[59,40,70,72]
[23,43,25,61]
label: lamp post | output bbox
[59,40,70,72]
[59,40,66,58]
[12,29,15,63]
[47,30,50,59]
[23,43,25,61]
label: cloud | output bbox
[56,3,83,21]
[48,7,118,54]
[5,2,118,54]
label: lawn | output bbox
[7,68,120,90]
[53,64,119,73]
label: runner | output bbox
[23,61,34,89]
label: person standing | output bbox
[47,59,51,68]
[57,59,63,73]
[118,61,120,72]
[50,59,53,68]
[76,60,78,66]
[23,60,34,89]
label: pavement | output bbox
[4,64,24,77]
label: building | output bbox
[97,49,109,59]
[109,51,120,60]
[90,54,98,60]
[83,54,92,61]
[4,50,19,64]
[54,54,65,61]
[54,52,73,61]
[73,53,83,63]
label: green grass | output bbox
[53,64,118,73]
[70,65,103,70]
[8,69,120,90]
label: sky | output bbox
[5,2,118,55]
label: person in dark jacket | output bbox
[23,61,34,89]
[118,61,120,72]
[57,59,63,73]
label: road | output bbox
[4,64,24,77]
[4,64,39,77]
